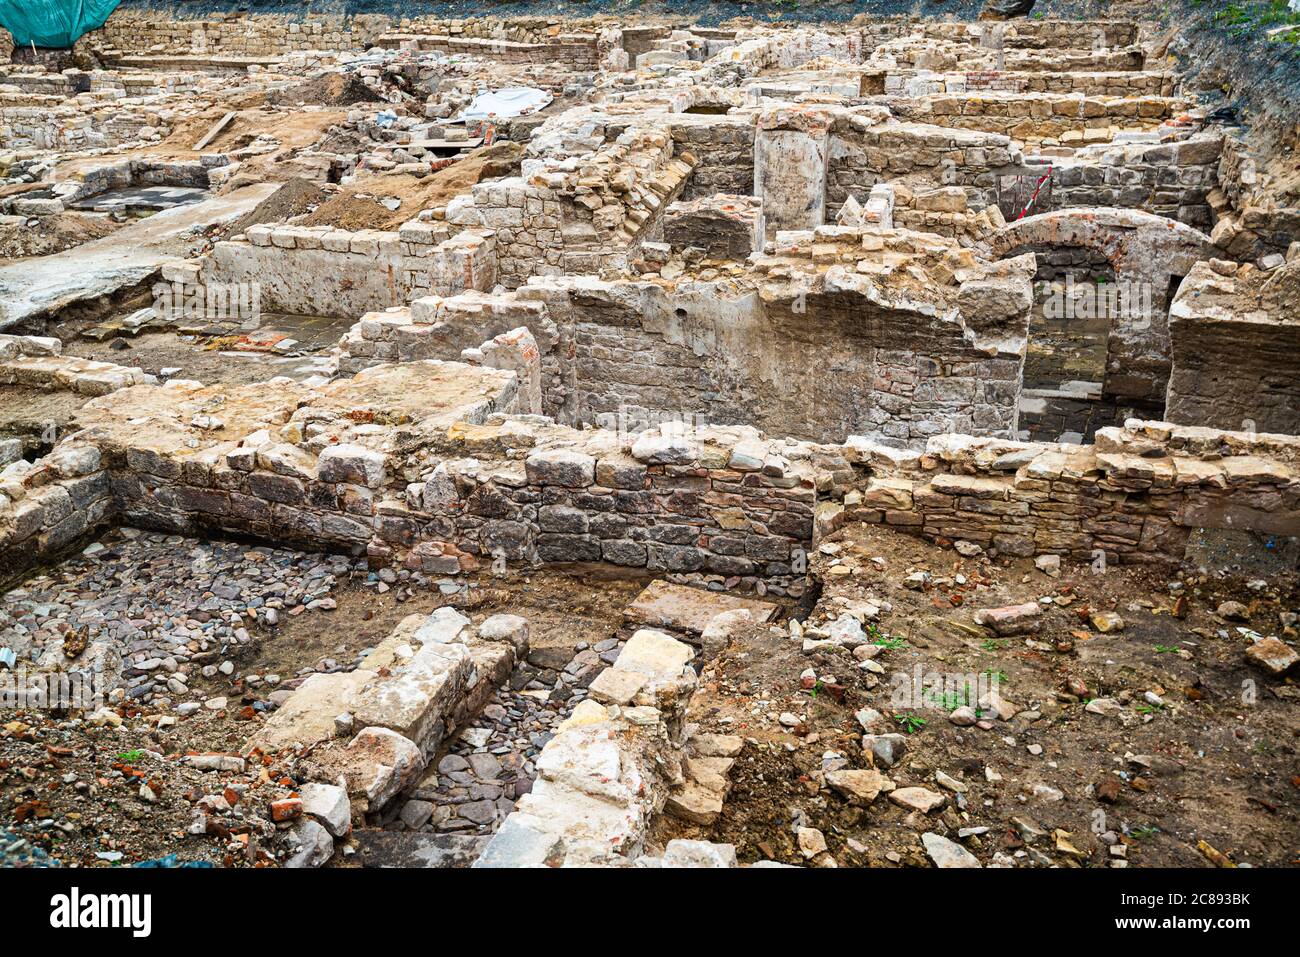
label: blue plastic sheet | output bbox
[0,0,122,49]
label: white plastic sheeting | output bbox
[455,87,553,123]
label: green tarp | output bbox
[0,0,122,49]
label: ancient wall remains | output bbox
[1166,256,1300,436]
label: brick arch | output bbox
[984,208,1217,404]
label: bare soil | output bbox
[657,523,1300,868]
[0,212,123,262]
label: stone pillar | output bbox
[464,326,543,415]
[753,108,832,238]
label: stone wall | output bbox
[822,421,1300,562]
[184,223,494,319]
[376,33,600,71]
[7,337,1299,599]
[0,101,172,150]
[92,10,604,61]
[1166,256,1300,436]
[446,126,695,288]
[667,114,755,200]
[0,336,147,580]
[340,230,1035,451]
[827,114,1021,218]
[916,20,1140,50]
[886,92,1186,146]
[1024,133,1222,229]
[35,361,523,563]
[883,70,1176,98]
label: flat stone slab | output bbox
[623,580,779,636]
[0,183,277,331]
[349,831,490,868]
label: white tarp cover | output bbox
[456,87,553,123]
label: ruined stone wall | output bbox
[667,115,756,200]
[92,10,603,59]
[1211,134,1300,260]
[917,20,1139,50]
[827,117,1020,216]
[1166,258,1300,436]
[871,39,1143,74]
[1040,134,1221,229]
[827,422,1300,562]
[0,441,114,585]
[381,34,600,70]
[342,256,1031,450]
[44,362,525,566]
[887,93,1184,144]
[339,293,564,418]
[884,70,1175,98]
[7,358,1299,595]
[0,336,149,580]
[446,129,695,288]
[0,102,171,150]
[187,223,494,319]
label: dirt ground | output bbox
[300,141,523,229]
[0,385,90,455]
[266,73,385,108]
[656,523,1300,868]
[50,107,347,188]
[0,212,123,262]
[57,312,354,386]
[0,535,647,867]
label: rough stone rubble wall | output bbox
[886,92,1185,144]
[92,11,604,59]
[446,128,695,288]
[884,70,1175,98]
[822,422,1300,562]
[339,257,1032,450]
[1038,134,1222,229]
[10,378,1297,601]
[827,116,1021,218]
[1166,256,1300,436]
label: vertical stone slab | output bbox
[754,108,832,237]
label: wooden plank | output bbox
[193,111,236,151]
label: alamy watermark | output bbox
[890,664,1003,712]
[1039,276,1153,329]
[0,666,104,711]
[152,280,262,326]
[594,404,710,447]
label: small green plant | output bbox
[925,685,972,711]
[981,637,1007,652]
[983,669,1009,684]
[1129,826,1161,841]
[117,750,144,763]
[893,712,927,734]
[868,625,906,650]
[1135,703,1164,715]
[1154,644,1180,654]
